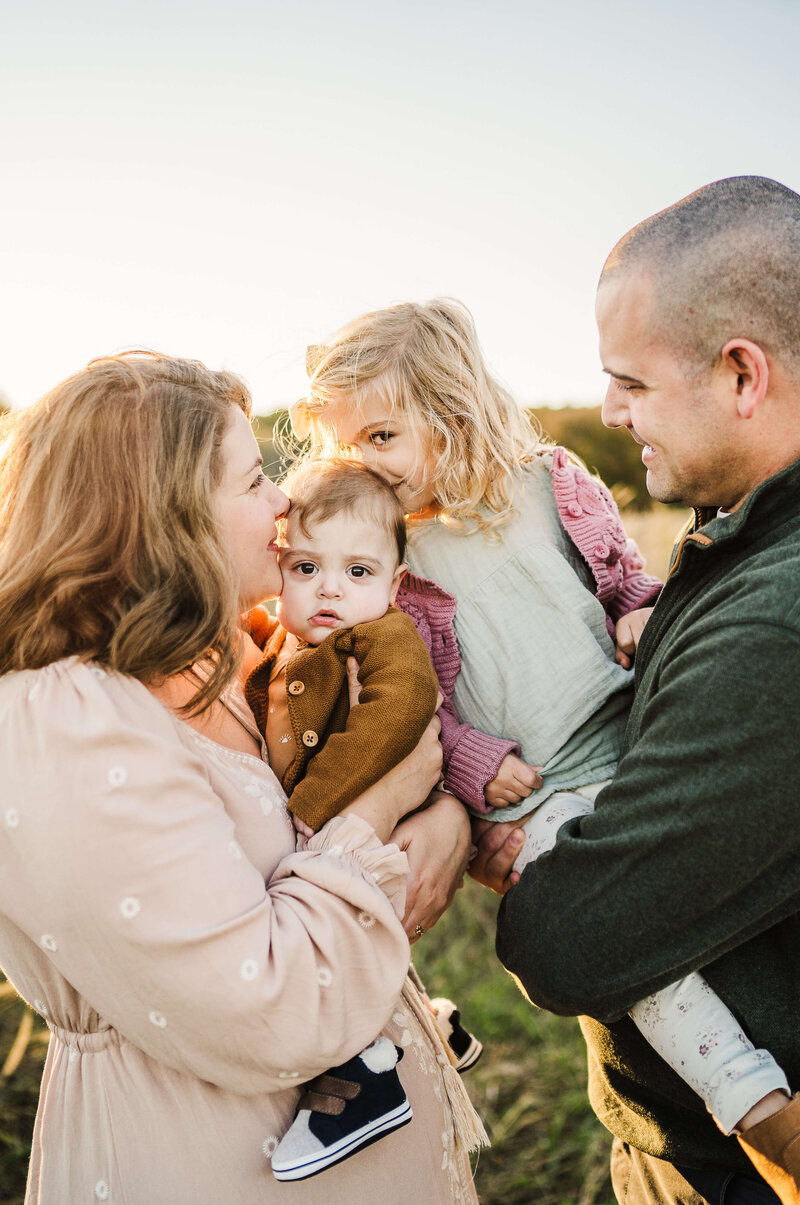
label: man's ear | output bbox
[389,563,408,605]
[720,339,769,419]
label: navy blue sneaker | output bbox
[431,998,483,1072]
[271,1037,412,1181]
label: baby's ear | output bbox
[389,563,408,605]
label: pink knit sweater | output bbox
[550,447,662,638]
[396,448,662,812]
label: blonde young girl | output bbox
[291,298,793,1146]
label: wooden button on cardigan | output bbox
[245,607,440,831]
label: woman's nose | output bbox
[268,481,290,518]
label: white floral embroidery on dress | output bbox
[262,1136,280,1160]
[33,999,48,1017]
[40,934,57,952]
[68,1047,80,1062]
[94,1180,110,1200]
[329,844,343,858]
[119,897,141,919]
[228,840,243,860]
[358,911,376,928]
[27,678,41,702]
[148,1010,167,1028]
[5,809,19,828]
[107,766,127,788]
[244,778,274,816]
[240,959,259,981]
[317,967,332,986]
[277,1070,300,1079]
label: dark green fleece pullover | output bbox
[497,455,800,1170]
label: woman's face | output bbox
[212,406,289,611]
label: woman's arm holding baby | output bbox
[392,791,473,943]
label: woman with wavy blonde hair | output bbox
[0,351,479,1205]
[0,352,248,707]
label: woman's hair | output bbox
[298,298,544,530]
[0,351,252,712]
[281,457,406,565]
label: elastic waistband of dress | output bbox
[49,1024,122,1053]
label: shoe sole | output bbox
[272,1100,413,1181]
[454,1036,483,1072]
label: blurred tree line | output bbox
[256,404,656,511]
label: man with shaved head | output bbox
[475,177,800,1205]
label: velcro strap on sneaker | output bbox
[298,1073,362,1117]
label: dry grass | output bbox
[621,503,690,582]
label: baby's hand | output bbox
[615,607,654,669]
[485,754,541,808]
[293,815,315,840]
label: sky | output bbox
[2,0,799,413]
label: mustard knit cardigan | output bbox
[244,607,440,830]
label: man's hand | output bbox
[615,607,654,669]
[485,754,541,807]
[392,791,472,942]
[469,817,526,895]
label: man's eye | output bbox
[249,472,267,492]
[347,565,371,579]
[295,562,318,576]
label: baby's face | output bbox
[277,510,405,646]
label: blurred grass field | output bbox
[0,505,685,1205]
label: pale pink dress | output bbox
[0,658,480,1204]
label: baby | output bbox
[244,458,505,1180]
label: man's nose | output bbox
[601,382,629,430]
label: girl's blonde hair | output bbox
[0,351,251,712]
[298,298,544,530]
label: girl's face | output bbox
[324,395,440,516]
[212,406,290,610]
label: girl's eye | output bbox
[369,431,393,448]
[295,562,318,576]
[249,471,267,492]
[347,565,371,579]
